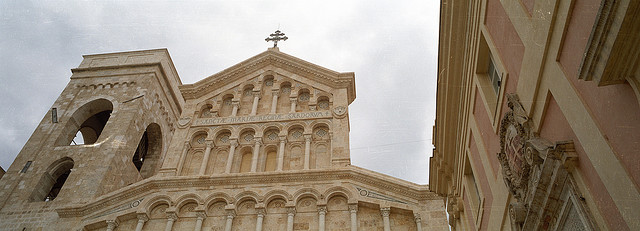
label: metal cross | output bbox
[265,30,288,47]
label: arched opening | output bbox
[133,123,163,178]
[317,96,330,110]
[277,82,292,113]
[264,148,277,172]
[297,89,311,111]
[239,85,255,116]
[58,99,113,146]
[219,95,234,117]
[200,104,214,118]
[30,157,74,201]
[240,151,253,173]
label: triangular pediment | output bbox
[179,48,355,103]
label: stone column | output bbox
[255,208,265,231]
[303,134,312,170]
[194,211,206,231]
[270,89,279,114]
[380,207,391,231]
[165,212,178,231]
[135,214,149,231]
[250,91,260,116]
[251,138,262,172]
[290,98,297,113]
[318,206,327,231]
[231,100,239,117]
[224,210,236,231]
[176,141,191,175]
[225,139,238,173]
[286,207,296,231]
[414,213,422,231]
[277,136,286,171]
[349,204,358,231]
[106,220,118,231]
[199,141,214,175]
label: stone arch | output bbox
[235,190,262,204]
[219,93,235,117]
[238,124,260,137]
[310,120,332,130]
[296,88,311,112]
[263,145,278,172]
[264,189,293,204]
[213,127,233,146]
[142,194,173,214]
[205,192,234,207]
[30,157,75,201]
[284,122,308,135]
[323,186,354,204]
[133,123,163,179]
[316,95,331,110]
[277,81,293,113]
[56,98,114,146]
[174,193,204,209]
[188,128,212,142]
[262,122,284,134]
[293,188,321,204]
[211,126,236,138]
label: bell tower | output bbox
[0,49,183,208]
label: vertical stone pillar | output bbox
[194,211,206,231]
[349,204,358,231]
[270,89,279,114]
[277,136,286,171]
[251,138,262,172]
[380,207,391,231]
[250,91,260,116]
[176,141,191,175]
[304,134,312,170]
[165,212,178,231]
[106,220,118,231]
[231,100,239,117]
[290,98,297,113]
[286,207,296,231]
[199,141,214,175]
[414,213,422,231]
[318,206,327,231]
[225,139,238,173]
[224,209,236,231]
[135,214,149,231]
[255,208,265,231]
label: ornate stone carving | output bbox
[332,106,347,118]
[177,117,192,128]
[166,212,178,221]
[498,94,533,201]
[137,213,149,222]
[380,207,391,217]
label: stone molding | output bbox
[55,166,436,218]
[178,49,355,103]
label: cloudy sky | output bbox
[0,0,439,184]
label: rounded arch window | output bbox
[317,97,330,110]
[62,99,113,146]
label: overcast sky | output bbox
[0,0,439,184]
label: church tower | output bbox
[0,46,448,230]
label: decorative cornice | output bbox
[55,166,438,218]
[179,49,356,104]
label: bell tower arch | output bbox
[0,49,184,209]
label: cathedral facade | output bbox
[0,47,448,230]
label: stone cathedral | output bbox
[0,46,448,230]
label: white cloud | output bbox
[0,0,438,184]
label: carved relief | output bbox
[498,94,533,201]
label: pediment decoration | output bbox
[499,94,596,230]
[179,48,355,103]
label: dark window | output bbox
[133,132,148,171]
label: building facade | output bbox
[0,47,448,230]
[431,0,640,230]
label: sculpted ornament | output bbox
[332,106,347,118]
[498,94,533,201]
[177,117,192,128]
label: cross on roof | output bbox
[265,30,288,47]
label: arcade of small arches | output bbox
[178,121,332,176]
[94,187,425,231]
[197,74,333,119]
